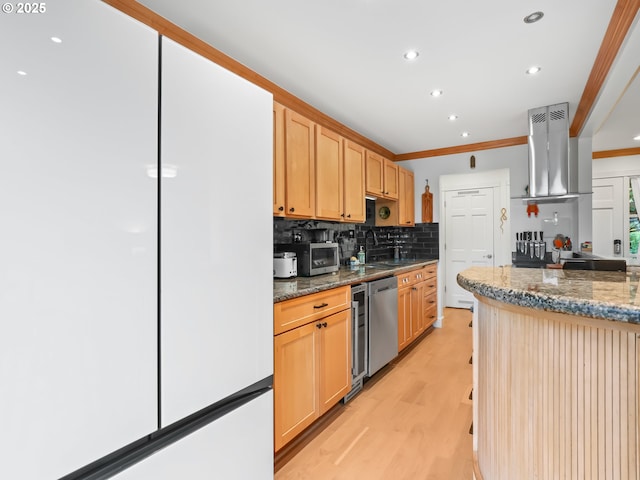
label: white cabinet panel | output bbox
[0,1,158,478]
[160,38,273,426]
[114,392,273,479]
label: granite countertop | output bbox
[457,266,640,324]
[274,259,438,303]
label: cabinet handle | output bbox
[314,302,329,309]
[278,206,284,211]
[406,221,411,224]
[412,287,417,291]
[428,284,435,288]
[289,207,295,213]
[322,322,328,328]
[429,300,436,304]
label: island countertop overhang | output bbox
[457,266,640,324]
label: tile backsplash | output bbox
[273,217,439,264]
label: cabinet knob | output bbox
[289,207,295,213]
[341,213,345,218]
[316,323,322,329]
[347,214,351,218]
[278,206,284,211]
[322,322,328,328]
[412,287,417,291]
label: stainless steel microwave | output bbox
[276,242,339,276]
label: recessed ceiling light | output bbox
[524,11,544,24]
[403,50,419,61]
[448,115,458,121]
[430,89,443,97]
[461,132,470,138]
[634,134,640,141]
[51,36,62,43]
[17,70,27,76]
[526,66,542,75]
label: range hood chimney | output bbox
[524,102,579,203]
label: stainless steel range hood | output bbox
[519,102,580,203]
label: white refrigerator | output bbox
[0,2,273,479]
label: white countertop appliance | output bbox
[274,252,297,278]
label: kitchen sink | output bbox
[368,259,419,267]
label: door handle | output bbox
[484,254,493,259]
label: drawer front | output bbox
[423,263,437,280]
[274,286,350,335]
[423,273,437,295]
[424,291,437,327]
[396,271,415,288]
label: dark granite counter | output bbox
[274,259,438,303]
[457,266,640,323]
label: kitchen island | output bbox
[458,266,640,480]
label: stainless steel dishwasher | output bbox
[367,276,398,377]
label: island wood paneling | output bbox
[475,296,640,480]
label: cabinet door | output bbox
[274,323,318,451]
[343,140,366,222]
[411,282,425,339]
[365,150,385,197]
[0,2,158,478]
[315,126,343,220]
[318,309,352,415]
[399,168,415,226]
[273,102,286,215]
[161,37,273,427]
[384,159,400,199]
[397,287,412,351]
[285,110,315,217]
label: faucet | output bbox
[364,229,378,262]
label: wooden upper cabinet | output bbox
[315,126,344,221]
[399,167,415,226]
[366,151,398,200]
[284,109,315,217]
[383,160,399,199]
[273,102,286,216]
[343,140,366,223]
[365,150,384,197]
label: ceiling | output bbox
[137,0,640,156]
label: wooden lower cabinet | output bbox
[397,265,438,351]
[274,301,351,451]
[397,285,412,351]
[273,322,317,452]
[317,309,352,415]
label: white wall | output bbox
[399,142,587,253]
[593,155,640,178]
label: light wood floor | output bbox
[275,307,474,480]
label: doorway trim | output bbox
[439,169,511,309]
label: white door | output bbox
[445,188,494,308]
[592,177,624,257]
